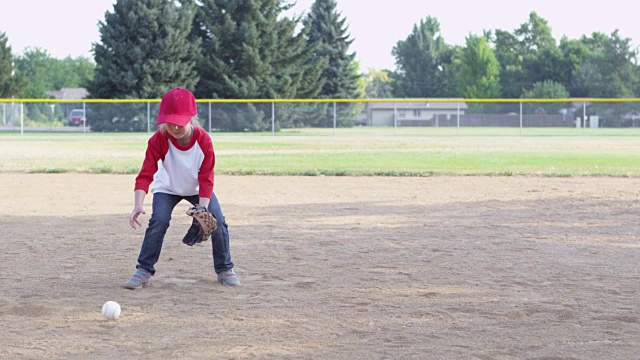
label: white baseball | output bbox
[101,301,121,320]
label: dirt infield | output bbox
[1,174,639,359]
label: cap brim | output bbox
[156,114,192,127]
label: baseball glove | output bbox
[182,205,217,246]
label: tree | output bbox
[456,34,501,99]
[514,12,556,52]
[89,0,199,99]
[570,31,639,98]
[362,68,393,98]
[301,0,360,127]
[494,12,560,98]
[391,16,453,98]
[568,31,640,122]
[59,56,94,89]
[188,0,322,99]
[13,48,94,98]
[0,32,27,98]
[8,47,93,125]
[186,0,324,131]
[14,48,54,98]
[493,29,525,98]
[523,80,569,99]
[304,0,359,99]
[557,36,590,96]
[522,80,570,115]
[88,0,200,131]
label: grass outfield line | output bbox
[1,128,640,176]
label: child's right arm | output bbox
[134,132,167,194]
[129,189,147,229]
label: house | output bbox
[45,88,88,120]
[46,87,88,100]
[364,99,468,126]
[621,110,640,127]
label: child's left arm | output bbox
[197,130,216,200]
[198,197,210,208]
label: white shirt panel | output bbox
[151,140,205,196]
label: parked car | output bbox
[68,109,86,126]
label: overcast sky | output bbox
[1,0,638,71]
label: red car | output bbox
[69,109,86,126]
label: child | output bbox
[125,87,240,289]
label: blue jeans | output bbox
[136,192,234,275]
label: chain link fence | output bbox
[1,99,639,135]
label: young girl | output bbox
[125,87,240,289]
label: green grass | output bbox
[2,127,640,177]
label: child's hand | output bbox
[129,206,146,229]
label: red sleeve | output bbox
[196,127,215,198]
[134,131,169,193]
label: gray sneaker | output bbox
[217,269,241,286]
[124,268,152,289]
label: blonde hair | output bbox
[190,115,201,127]
[159,115,201,133]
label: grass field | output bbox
[1,127,640,176]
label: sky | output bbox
[1,0,638,71]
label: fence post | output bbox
[2,103,5,125]
[147,102,151,134]
[394,102,397,135]
[83,102,86,134]
[583,102,587,136]
[333,102,337,136]
[456,103,460,136]
[20,102,23,136]
[519,101,523,136]
[208,102,212,133]
[272,102,275,136]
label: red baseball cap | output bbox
[156,88,197,126]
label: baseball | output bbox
[101,301,121,320]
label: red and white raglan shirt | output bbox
[134,126,215,199]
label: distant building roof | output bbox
[45,88,88,100]
[571,101,591,108]
[367,99,467,110]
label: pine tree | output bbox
[301,0,360,127]
[187,0,321,99]
[304,0,359,99]
[186,0,324,131]
[88,0,199,99]
[0,32,27,98]
[87,0,200,131]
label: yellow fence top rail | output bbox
[1,98,640,103]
